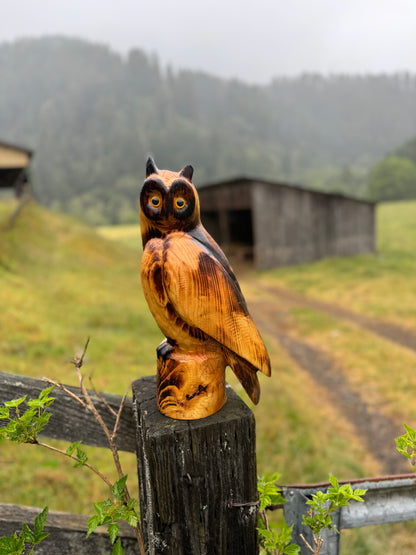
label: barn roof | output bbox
[0,141,33,169]
[0,141,34,191]
[198,176,376,205]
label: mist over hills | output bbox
[2,36,416,223]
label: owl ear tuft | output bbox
[180,164,194,182]
[146,156,159,177]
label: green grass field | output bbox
[1,199,416,553]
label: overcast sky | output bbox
[2,0,416,83]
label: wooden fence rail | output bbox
[0,371,257,554]
[0,371,138,553]
[1,370,416,554]
[0,371,135,452]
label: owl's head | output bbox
[139,157,201,246]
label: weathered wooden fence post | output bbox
[133,376,258,555]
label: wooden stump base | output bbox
[133,376,258,554]
[157,348,227,420]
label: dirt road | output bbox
[247,282,415,475]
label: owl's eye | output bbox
[150,196,161,207]
[175,197,186,209]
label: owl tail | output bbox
[226,351,261,405]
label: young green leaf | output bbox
[126,498,139,511]
[112,537,124,555]
[66,441,82,456]
[285,544,301,554]
[33,531,50,546]
[0,407,10,419]
[21,523,36,544]
[93,501,106,522]
[34,506,49,536]
[353,488,367,500]
[86,515,100,538]
[4,396,27,408]
[33,411,52,434]
[329,474,339,489]
[27,399,43,409]
[0,533,25,554]
[112,475,128,499]
[125,512,139,528]
[39,385,56,402]
[404,423,416,441]
[74,446,88,467]
[108,522,120,544]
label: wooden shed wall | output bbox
[198,182,252,211]
[252,182,375,269]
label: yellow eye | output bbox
[150,196,160,207]
[175,197,186,209]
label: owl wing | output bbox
[162,231,271,402]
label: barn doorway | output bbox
[200,208,254,262]
[227,209,254,262]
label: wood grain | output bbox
[133,375,258,554]
[139,160,270,419]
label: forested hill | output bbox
[2,36,416,223]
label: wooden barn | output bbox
[0,141,33,198]
[198,177,376,269]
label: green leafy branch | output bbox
[45,338,145,554]
[0,507,49,555]
[0,383,113,489]
[0,386,55,444]
[301,475,366,554]
[86,475,140,555]
[396,423,416,464]
[0,338,145,555]
[257,473,300,555]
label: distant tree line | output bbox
[367,138,416,201]
[1,37,416,223]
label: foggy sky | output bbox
[2,0,416,83]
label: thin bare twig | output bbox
[111,384,131,440]
[67,337,126,485]
[88,376,117,417]
[258,508,279,555]
[67,337,146,555]
[300,533,315,553]
[41,377,87,408]
[72,337,90,370]
[300,532,323,555]
[73,364,126,485]
[36,440,113,489]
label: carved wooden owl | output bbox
[140,157,271,419]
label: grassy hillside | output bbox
[2,199,416,552]
[0,200,160,515]
[0,201,159,387]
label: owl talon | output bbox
[157,340,175,360]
